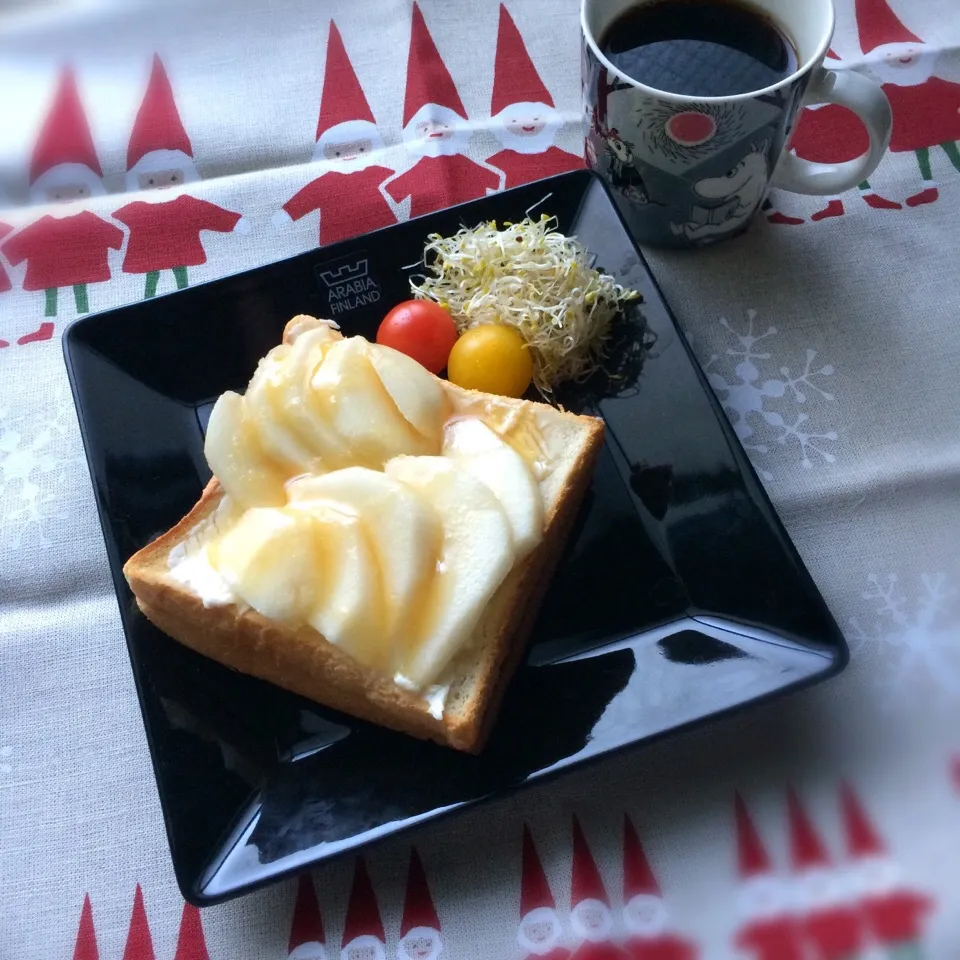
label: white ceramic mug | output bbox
[581,0,893,248]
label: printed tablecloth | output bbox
[2,0,959,957]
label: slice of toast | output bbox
[123,319,604,753]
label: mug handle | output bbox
[771,67,893,196]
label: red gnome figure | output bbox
[731,793,804,960]
[768,49,902,225]
[840,783,934,958]
[340,858,387,960]
[517,825,570,960]
[569,817,629,960]
[287,874,327,960]
[173,903,211,960]
[114,56,248,300]
[789,789,866,960]
[122,885,156,960]
[856,0,960,206]
[621,815,698,960]
[486,4,581,190]
[274,21,397,247]
[2,68,122,343]
[384,3,501,217]
[397,848,444,960]
[73,894,100,960]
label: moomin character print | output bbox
[671,140,769,243]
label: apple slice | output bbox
[310,338,432,467]
[245,349,322,475]
[367,341,449,443]
[284,314,342,347]
[204,391,287,507]
[443,417,545,560]
[302,504,385,668]
[287,467,441,644]
[272,327,351,471]
[385,455,515,688]
[210,506,322,623]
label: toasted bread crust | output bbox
[123,388,604,752]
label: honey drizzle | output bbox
[200,329,552,688]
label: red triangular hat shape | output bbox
[122,885,156,960]
[788,788,831,870]
[316,21,375,140]
[341,858,385,947]
[571,816,609,907]
[30,68,102,184]
[73,894,99,960]
[855,0,922,54]
[173,903,210,960]
[840,783,886,859]
[400,848,441,936]
[288,874,325,951]
[826,47,841,60]
[520,825,556,916]
[402,2,467,126]
[127,55,193,170]
[735,793,772,878]
[491,4,554,114]
[623,815,661,898]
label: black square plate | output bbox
[64,171,847,905]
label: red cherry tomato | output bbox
[376,300,459,374]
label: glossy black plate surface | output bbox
[64,171,847,905]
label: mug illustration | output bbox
[582,49,789,248]
[670,140,771,244]
[581,0,893,249]
[600,123,651,206]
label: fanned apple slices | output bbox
[123,315,605,752]
[204,320,451,508]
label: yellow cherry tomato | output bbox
[446,324,533,398]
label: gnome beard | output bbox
[342,935,385,960]
[492,102,562,154]
[571,899,614,942]
[314,121,386,174]
[289,943,328,960]
[797,866,850,912]
[30,163,105,206]
[403,104,470,157]
[736,874,790,922]
[866,41,937,86]
[126,148,200,197]
[854,855,900,898]
[622,894,668,937]
[517,906,563,956]
[397,927,442,960]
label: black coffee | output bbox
[599,0,797,97]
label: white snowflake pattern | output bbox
[0,390,78,547]
[700,309,838,480]
[848,572,960,706]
